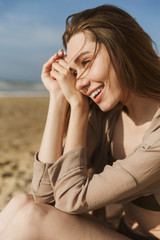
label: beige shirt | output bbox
[31,105,160,214]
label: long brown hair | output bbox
[63,5,160,102]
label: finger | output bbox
[42,54,58,76]
[50,68,60,81]
[55,58,68,67]
[57,49,65,58]
[53,49,65,60]
[52,61,66,73]
[52,58,70,74]
[51,57,70,76]
[42,50,65,74]
[50,65,71,83]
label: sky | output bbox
[0,0,160,83]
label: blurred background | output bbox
[0,0,160,210]
[0,0,160,92]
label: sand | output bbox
[0,96,49,210]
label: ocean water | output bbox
[0,79,48,97]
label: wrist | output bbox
[70,97,89,114]
[49,92,68,110]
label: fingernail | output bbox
[58,49,63,55]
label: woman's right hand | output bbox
[41,49,65,96]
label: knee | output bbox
[16,200,45,224]
[16,203,76,237]
[9,201,46,239]
[10,193,33,209]
[21,202,63,228]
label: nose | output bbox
[75,77,90,92]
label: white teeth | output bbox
[90,87,103,99]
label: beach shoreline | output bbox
[0,96,49,210]
[0,91,48,98]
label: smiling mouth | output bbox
[89,86,104,99]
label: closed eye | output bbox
[82,59,90,66]
[73,71,77,77]
[69,67,77,78]
[70,59,91,78]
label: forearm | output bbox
[64,103,89,153]
[39,94,68,163]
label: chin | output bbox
[98,101,118,112]
[98,105,111,112]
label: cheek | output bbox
[108,68,121,91]
[110,81,123,103]
[94,60,111,82]
[90,65,108,81]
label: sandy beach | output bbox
[0,96,49,210]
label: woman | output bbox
[0,5,160,240]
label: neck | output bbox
[124,94,160,125]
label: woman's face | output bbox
[66,31,123,111]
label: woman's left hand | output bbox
[50,52,89,110]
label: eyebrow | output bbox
[73,51,91,64]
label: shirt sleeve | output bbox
[31,153,55,205]
[46,140,160,214]
[31,104,105,205]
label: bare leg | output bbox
[0,200,131,240]
[0,194,33,233]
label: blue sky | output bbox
[0,0,160,82]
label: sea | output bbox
[0,78,48,97]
